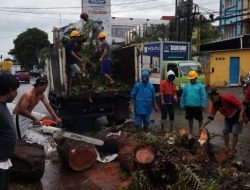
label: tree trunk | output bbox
[10,141,45,182]
[118,140,139,172]
[118,146,135,172]
[57,138,97,171]
[135,146,155,165]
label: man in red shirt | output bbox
[239,81,250,123]
[206,88,242,153]
[160,70,177,132]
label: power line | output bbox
[0,0,221,16]
[0,3,173,15]
[0,10,74,22]
[0,0,158,9]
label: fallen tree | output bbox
[95,123,250,190]
[56,138,97,171]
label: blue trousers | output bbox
[134,114,150,127]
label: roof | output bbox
[200,34,250,52]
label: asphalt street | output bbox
[9,81,250,190]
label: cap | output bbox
[208,88,219,96]
[167,70,175,77]
[33,77,48,86]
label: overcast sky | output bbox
[0,0,219,60]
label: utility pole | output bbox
[81,0,84,12]
[175,0,194,42]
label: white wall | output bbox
[81,0,112,43]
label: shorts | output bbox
[185,107,203,121]
[134,114,150,127]
[161,103,175,121]
[12,113,46,138]
[68,64,81,78]
[101,58,111,75]
[223,120,243,135]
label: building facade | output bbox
[110,17,169,44]
[242,0,250,35]
[200,35,250,87]
[220,0,250,39]
[220,0,242,39]
[81,0,112,42]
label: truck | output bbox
[47,28,136,127]
[112,41,205,95]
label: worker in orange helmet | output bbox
[180,70,207,139]
[98,32,115,86]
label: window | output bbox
[224,25,235,38]
[179,63,203,76]
[225,0,236,8]
[111,26,135,38]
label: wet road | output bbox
[9,85,250,190]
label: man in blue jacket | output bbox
[180,70,207,139]
[131,70,158,132]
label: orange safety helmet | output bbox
[98,32,107,38]
[188,70,198,79]
[70,30,80,37]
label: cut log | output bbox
[135,146,155,165]
[198,127,209,146]
[118,146,135,172]
[178,127,187,137]
[214,148,231,163]
[11,141,45,183]
[121,140,139,152]
[95,131,129,154]
[57,138,97,171]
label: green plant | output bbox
[127,170,152,190]
[175,163,202,190]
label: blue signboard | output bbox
[89,0,106,4]
[163,43,189,60]
[143,43,160,57]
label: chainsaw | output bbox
[33,119,104,146]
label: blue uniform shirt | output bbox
[131,82,156,115]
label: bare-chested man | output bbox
[13,77,61,137]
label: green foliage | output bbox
[169,18,222,44]
[201,178,219,190]
[39,47,51,69]
[129,24,168,44]
[9,27,50,70]
[125,170,152,190]
[175,163,202,190]
[200,22,222,44]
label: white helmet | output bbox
[167,70,175,77]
